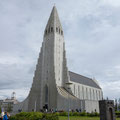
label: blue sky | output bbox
[0,0,120,101]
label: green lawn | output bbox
[59,116,120,120]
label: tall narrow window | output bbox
[45,85,48,104]
[61,30,63,35]
[96,90,98,100]
[82,86,84,99]
[93,89,95,100]
[86,88,88,99]
[99,91,100,100]
[59,28,60,34]
[74,85,75,95]
[45,30,47,34]
[78,86,80,98]
[51,27,53,32]
[90,88,91,100]
[56,27,58,32]
[48,27,50,33]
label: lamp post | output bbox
[66,82,73,120]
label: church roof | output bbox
[45,6,62,31]
[69,71,101,89]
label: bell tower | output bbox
[44,6,65,87]
[27,6,69,111]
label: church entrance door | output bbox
[43,85,48,110]
[109,108,113,120]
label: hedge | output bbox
[9,111,100,120]
[9,112,58,120]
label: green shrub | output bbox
[29,112,43,120]
[59,112,67,116]
[9,112,59,120]
[44,113,59,120]
[94,112,99,116]
[87,112,99,117]
[115,111,120,118]
[69,112,73,116]
[55,112,59,116]
[72,112,79,116]
[88,112,95,117]
[10,112,43,120]
[79,112,86,116]
[9,116,17,120]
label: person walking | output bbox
[3,112,8,120]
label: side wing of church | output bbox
[13,6,103,113]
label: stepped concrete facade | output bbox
[13,6,103,113]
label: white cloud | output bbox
[102,0,120,7]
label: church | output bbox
[13,6,103,113]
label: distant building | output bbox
[13,6,103,113]
[0,92,19,112]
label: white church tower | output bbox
[13,6,103,113]
[28,6,70,111]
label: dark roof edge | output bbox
[69,71,101,89]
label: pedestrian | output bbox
[3,112,8,120]
[0,116,2,120]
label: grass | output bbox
[59,116,120,120]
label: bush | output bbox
[9,116,17,120]
[72,112,79,116]
[9,111,100,120]
[87,112,99,117]
[10,112,43,120]
[69,112,73,116]
[59,112,67,116]
[9,112,59,120]
[44,113,58,120]
[79,112,86,116]
[54,112,59,116]
[115,111,120,118]
[94,112,99,116]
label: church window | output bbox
[74,85,75,95]
[93,89,95,100]
[56,27,58,32]
[96,90,98,100]
[59,28,60,34]
[51,27,53,32]
[78,86,80,98]
[99,91,100,100]
[45,30,47,34]
[61,30,63,35]
[86,88,88,99]
[48,27,50,33]
[82,86,84,99]
[45,85,48,104]
[90,88,91,100]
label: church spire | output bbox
[44,6,63,36]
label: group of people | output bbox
[0,112,10,120]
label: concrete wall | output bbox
[13,98,28,113]
[69,81,103,101]
[84,100,99,113]
[57,88,100,113]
